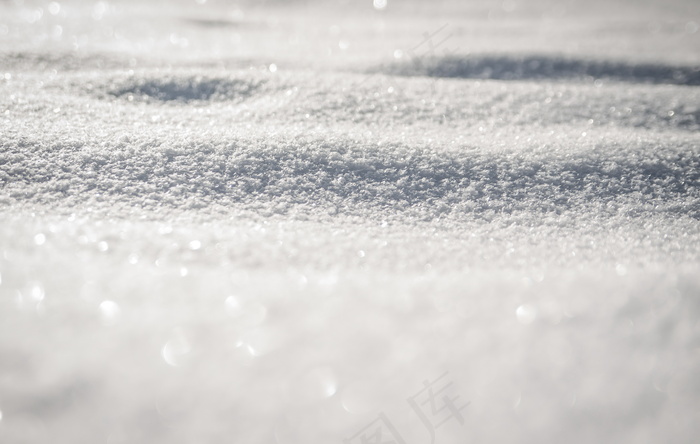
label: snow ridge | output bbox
[2,133,698,219]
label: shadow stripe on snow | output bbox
[107,75,268,103]
[382,55,700,86]
[1,137,698,218]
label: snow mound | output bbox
[384,55,700,85]
[108,75,266,103]
[2,0,700,442]
[2,133,698,219]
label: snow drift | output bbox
[1,0,699,443]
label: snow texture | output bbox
[0,0,699,443]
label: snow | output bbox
[1,0,699,443]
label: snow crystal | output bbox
[33,233,46,245]
[99,300,120,325]
[515,304,537,324]
[373,0,388,11]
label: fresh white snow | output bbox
[1,0,699,443]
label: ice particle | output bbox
[162,331,191,367]
[615,263,627,276]
[48,2,61,15]
[516,304,537,324]
[99,300,121,325]
[373,0,387,10]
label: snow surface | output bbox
[1,0,699,443]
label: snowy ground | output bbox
[1,0,699,443]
